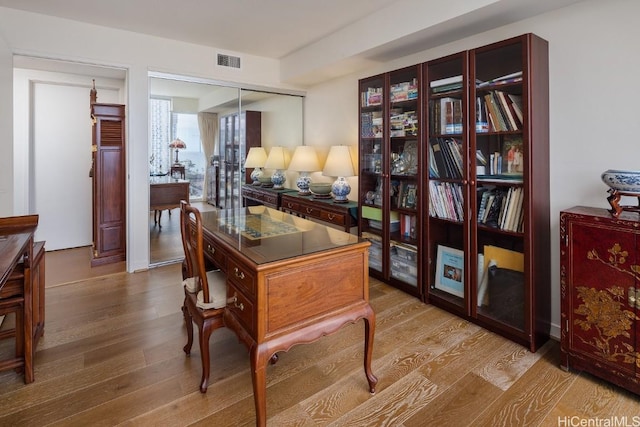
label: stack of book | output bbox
[428,181,464,222]
[479,91,523,132]
[390,79,418,102]
[430,75,463,95]
[361,87,383,107]
[360,111,383,138]
[477,186,524,232]
[430,97,463,134]
[428,137,463,179]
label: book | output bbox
[429,138,448,179]
[507,94,524,123]
[430,75,462,88]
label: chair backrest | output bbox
[180,201,212,303]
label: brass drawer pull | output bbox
[306,207,313,214]
[207,244,215,254]
[287,203,293,208]
[327,213,335,220]
[228,293,244,311]
[234,267,245,280]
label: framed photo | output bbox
[434,245,464,298]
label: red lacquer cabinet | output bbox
[560,206,640,394]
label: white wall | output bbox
[303,0,640,338]
[0,33,12,216]
[13,69,123,249]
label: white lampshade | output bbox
[288,146,321,172]
[264,146,290,189]
[264,146,290,170]
[244,147,268,168]
[323,145,355,203]
[322,145,355,177]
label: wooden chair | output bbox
[179,200,228,393]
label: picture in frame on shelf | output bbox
[434,245,464,298]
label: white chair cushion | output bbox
[196,270,227,310]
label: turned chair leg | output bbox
[182,302,194,355]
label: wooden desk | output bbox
[150,177,189,226]
[241,185,293,210]
[199,207,377,426]
[281,192,358,232]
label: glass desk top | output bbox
[199,206,365,265]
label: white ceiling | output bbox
[3,0,585,89]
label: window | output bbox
[149,99,205,200]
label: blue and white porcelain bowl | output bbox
[601,169,640,193]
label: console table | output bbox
[280,192,358,232]
[198,207,376,426]
[150,176,189,226]
[241,185,293,210]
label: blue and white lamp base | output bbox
[296,173,312,195]
[331,177,351,203]
[271,169,286,189]
[250,167,264,185]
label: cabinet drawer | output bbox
[300,204,321,219]
[282,199,300,211]
[203,235,227,272]
[227,257,256,296]
[261,193,277,205]
[227,283,254,335]
[320,210,345,226]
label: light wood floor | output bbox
[2,220,639,425]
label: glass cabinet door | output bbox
[358,73,385,275]
[387,66,421,293]
[424,52,469,313]
[471,37,526,332]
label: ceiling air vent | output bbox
[217,53,241,69]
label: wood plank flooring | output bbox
[1,213,639,425]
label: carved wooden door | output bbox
[90,103,126,266]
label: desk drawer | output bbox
[203,235,227,272]
[227,258,256,296]
[227,283,254,335]
[320,210,346,226]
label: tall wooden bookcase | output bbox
[215,111,261,209]
[358,65,423,299]
[358,33,550,351]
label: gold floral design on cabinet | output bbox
[573,244,640,368]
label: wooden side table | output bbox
[280,192,358,233]
[170,165,186,179]
[241,185,293,210]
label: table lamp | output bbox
[264,146,290,189]
[322,145,355,203]
[169,138,187,165]
[288,146,321,195]
[244,147,268,185]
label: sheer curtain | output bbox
[198,112,218,201]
